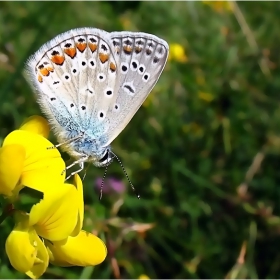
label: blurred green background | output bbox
[1,1,280,279]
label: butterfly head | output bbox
[93,147,114,167]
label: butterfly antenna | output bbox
[111,151,140,199]
[99,165,108,200]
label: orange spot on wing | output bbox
[64,47,76,58]
[76,42,87,52]
[46,66,54,72]
[51,55,65,65]
[123,45,132,54]
[99,53,109,63]
[135,47,142,54]
[40,67,50,76]
[88,43,97,53]
[38,75,43,83]
[110,62,116,72]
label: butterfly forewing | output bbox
[26,41,80,136]
[27,29,113,132]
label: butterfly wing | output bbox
[25,28,119,141]
[25,28,168,155]
[101,31,169,146]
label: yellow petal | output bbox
[3,130,65,192]
[139,275,150,279]
[0,144,25,197]
[70,174,84,237]
[30,183,80,241]
[21,158,65,193]
[5,212,49,278]
[25,232,49,279]
[198,91,214,102]
[46,230,107,266]
[19,115,50,138]
[6,229,36,273]
[169,43,188,63]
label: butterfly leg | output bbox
[47,133,84,150]
[65,161,86,181]
[62,156,89,178]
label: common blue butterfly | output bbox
[25,27,169,184]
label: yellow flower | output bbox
[0,115,65,199]
[5,174,107,278]
[168,43,188,63]
[120,15,133,30]
[202,1,232,13]
[5,211,49,279]
[139,274,150,279]
[198,91,215,102]
[2,115,107,278]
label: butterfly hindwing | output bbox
[102,31,169,145]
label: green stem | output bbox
[0,204,14,225]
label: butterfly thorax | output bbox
[58,131,113,167]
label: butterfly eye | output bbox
[98,149,113,166]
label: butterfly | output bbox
[25,27,169,182]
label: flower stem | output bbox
[0,203,14,225]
